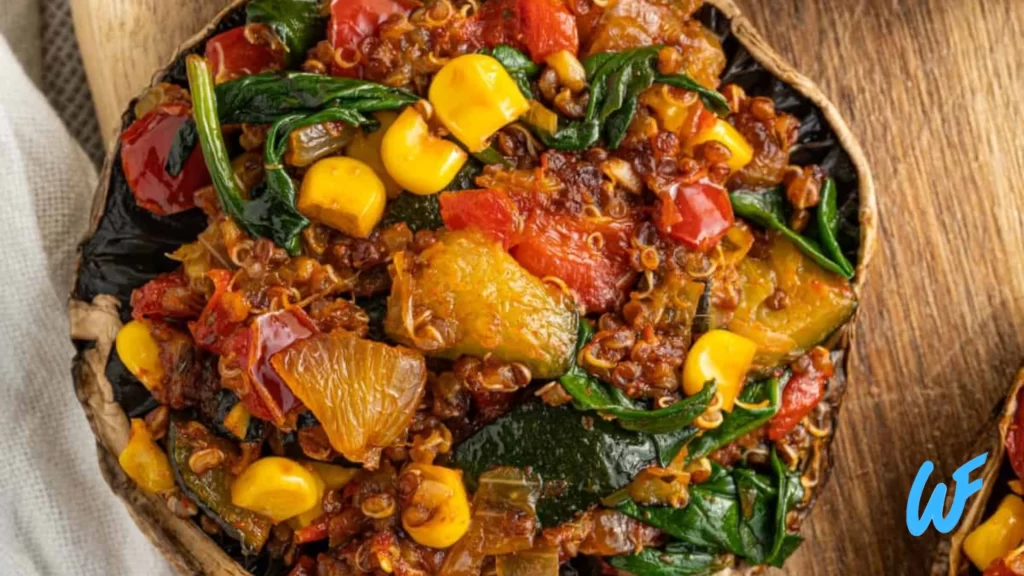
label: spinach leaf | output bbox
[214,72,417,125]
[655,375,782,467]
[816,177,856,278]
[730,187,855,280]
[609,543,731,576]
[559,320,716,434]
[164,116,197,177]
[246,0,326,66]
[380,193,444,232]
[534,47,729,151]
[471,146,507,166]
[481,45,539,99]
[619,450,803,568]
[448,157,484,191]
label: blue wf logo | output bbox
[906,452,988,536]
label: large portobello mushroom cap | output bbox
[932,369,1024,576]
[68,0,877,573]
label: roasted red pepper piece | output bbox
[120,103,210,216]
[205,25,286,84]
[440,189,520,249]
[246,308,320,424]
[767,347,834,441]
[1005,386,1024,479]
[475,0,579,62]
[130,270,203,321]
[656,179,734,252]
[328,0,413,76]
[189,270,250,357]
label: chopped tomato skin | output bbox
[131,270,202,321]
[767,349,834,441]
[120,103,210,216]
[440,189,520,249]
[1006,386,1024,479]
[656,179,734,252]
[205,26,286,83]
[329,0,414,76]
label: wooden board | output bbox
[69,0,1024,574]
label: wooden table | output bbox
[70,0,1024,574]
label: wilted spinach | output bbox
[246,0,326,66]
[609,543,731,576]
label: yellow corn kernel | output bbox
[118,419,175,494]
[223,402,251,440]
[428,54,530,152]
[965,495,1024,571]
[401,463,471,549]
[683,330,758,412]
[346,111,403,199]
[231,457,322,523]
[288,467,327,530]
[546,50,587,93]
[381,107,468,195]
[116,320,163,391]
[689,118,754,172]
[297,157,386,238]
[307,461,359,490]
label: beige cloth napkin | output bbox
[0,13,174,576]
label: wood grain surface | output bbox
[70,0,1024,574]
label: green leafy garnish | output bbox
[559,320,716,434]
[535,47,729,151]
[816,177,856,278]
[246,0,326,66]
[730,187,855,280]
[481,45,539,99]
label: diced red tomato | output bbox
[1005,386,1024,479]
[475,0,579,62]
[246,308,319,424]
[328,0,413,76]
[440,189,520,249]
[121,103,211,216]
[656,179,734,252]
[767,348,834,441]
[512,213,636,314]
[205,26,285,84]
[130,270,202,321]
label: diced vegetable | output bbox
[496,548,560,576]
[130,270,201,321]
[712,231,857,366]
[381,107,468,195]
[346,111,403,198]
[222,402,252,440]
[401,463,472,549]
[205,26,286,84]
[766,348,834,440]
[271,331,427,468]
[655,179,735,252]
[231,457,322,523]
[428,54,531,153]
[481,45,540,99]
[118,418,175,494]
[439,189,519,249]
[168,420,272,554]
[284,121,356,167]
[476,0,579,63]
[297,157,387,238]
[682,330,758,412]
[120,103,210,215]
[965,496,1024,572]
[384,230,578,379]
[116,320,164,391]
[453,401,656,526]
[689,118,754,172]
[246,308,320,424]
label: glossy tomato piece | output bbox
[246,308,319,424]
[131,270,202,321]
[189,270,251,358]
[205,26,285,83]
[512,213,636,314]
[1006,385,1024,479]
[767,348,834,441]
[440,189,520,249]
[657,179,734,252]
[475,0,579,62]
[120,103,210,216]
[329,0,413,75]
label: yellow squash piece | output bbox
[965,495,1024,571]
[116,320,163,391]
[682,330,757,412]
[297,156,386,238]
[401,463,471,549]
[118,418,175,494]
[223,402,251,440]
[346,111,403,198]
[231,457,322,523]
[689,118,754,172]
[381,107,468,195]
[428,54,530,152]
